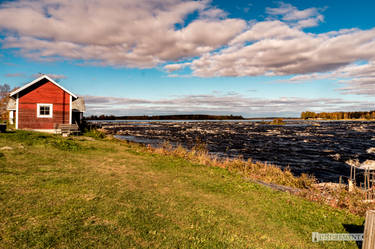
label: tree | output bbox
[301,111,317,119]
[0,84,11,122]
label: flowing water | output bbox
[93,120,375,182]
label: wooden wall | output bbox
[18,79,70,129]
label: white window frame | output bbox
[37,103,53,118]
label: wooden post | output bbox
[368,170,371,190]
[363,210,375,249]
[349,179,354,192]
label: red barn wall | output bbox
[18,80,70,129]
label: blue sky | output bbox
[0,0,374,117]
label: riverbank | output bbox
[96,120,375,183]
[99,124,375,216]
[0,131,365,248]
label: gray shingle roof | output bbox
[6,97,16,110]
[72,97,86,112]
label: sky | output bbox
[0,0,374,117]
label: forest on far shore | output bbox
[301,110,375,120]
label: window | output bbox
[37,104,53,118]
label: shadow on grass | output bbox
[0,130,16,134]
[343,223,364,249]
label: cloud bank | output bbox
[84,93,375,117]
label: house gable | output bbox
[10,75,77,98]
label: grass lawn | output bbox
[0,131,364,248]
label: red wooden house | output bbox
[6,75,85,133]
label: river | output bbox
[92,120,375,182]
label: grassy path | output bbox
[0,131,364,248]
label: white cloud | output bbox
[199,7,227,19]
[84,93,374,117]
[32,73,67,80]
[288,62,375,96]
[229,21,306,45]
[266,2,318,20]
[266,2,324,28]
[168,25,375,77]
[164,62,191,72]
[334,63,375,96]
[295,16,323,29]
[0,0,246,68]
[5,73,25,77]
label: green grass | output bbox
[0,131,364,248]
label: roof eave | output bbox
[9,75,78,98]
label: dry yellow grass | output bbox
[146,140,375,216]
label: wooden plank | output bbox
[58,124,79,135]
[363,210,375,249]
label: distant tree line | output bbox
[301,111,375,120]
[85,114,245,120]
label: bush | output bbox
[83,129,106,139]
[51,139,83,151]
[270,118,285,125]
